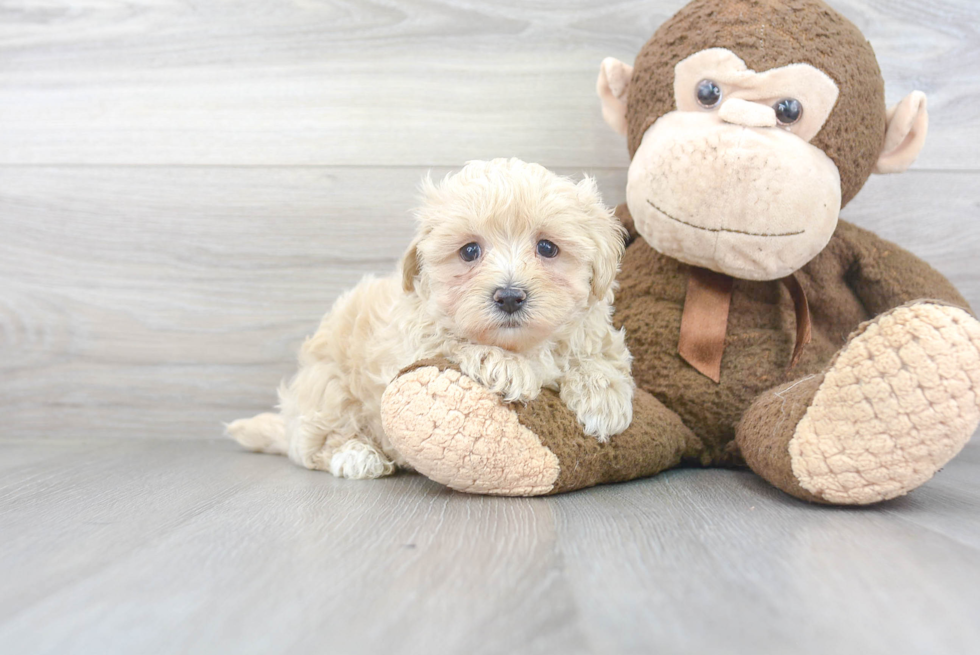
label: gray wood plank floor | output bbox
[1,0,979,652]
[1,438,979,655]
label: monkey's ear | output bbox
[596,57,634,137]
[874,91,929,175]
[401,238,422,293]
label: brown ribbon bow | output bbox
[678,267,812,383]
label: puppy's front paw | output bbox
[457,347,541,403]
[328,440,395,479]
[560,369,634,442]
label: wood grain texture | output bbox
[0,0,977,169]
[0,438,978,655]
[2,166,978,441]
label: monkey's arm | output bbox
[838,220,971,316]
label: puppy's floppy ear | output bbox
[403,173,440,294]
[577,176,626,300]
[589,223,624,301]
[401,237,423,293]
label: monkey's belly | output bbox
[614,241,847,456]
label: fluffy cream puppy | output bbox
[227,158,634,479]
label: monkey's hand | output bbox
[559,362,635,442]
[452,345,542,404]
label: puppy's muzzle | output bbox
[493,286,528,315]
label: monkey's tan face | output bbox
[627,48,843,281]
[412,162,623,352]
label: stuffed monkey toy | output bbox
[380,0,980,504]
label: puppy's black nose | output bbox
[493,287,527,315]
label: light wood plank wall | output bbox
[1,0,978,440]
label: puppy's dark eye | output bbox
[459,242,481,262]
[774,98,803,125]
[696,80,722,108]
[536,239,559,258]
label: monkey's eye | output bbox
[774,98,803,125]
[459,242,482,262]
[536,239,559,258]
[696,80,722,108]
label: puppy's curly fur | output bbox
[227,159,634,479]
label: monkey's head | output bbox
[597,0,928,281]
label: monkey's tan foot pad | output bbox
[380,360,560,496]
[791,302,980,504]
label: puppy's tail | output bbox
[225,413,288,455]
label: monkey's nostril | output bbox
[493,287,528,315]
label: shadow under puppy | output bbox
[227,158,633,479]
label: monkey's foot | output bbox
[740,302,980,505]
[380,361,560,495]
[380,359,700,496]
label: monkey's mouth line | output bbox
[646,199,805,238]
